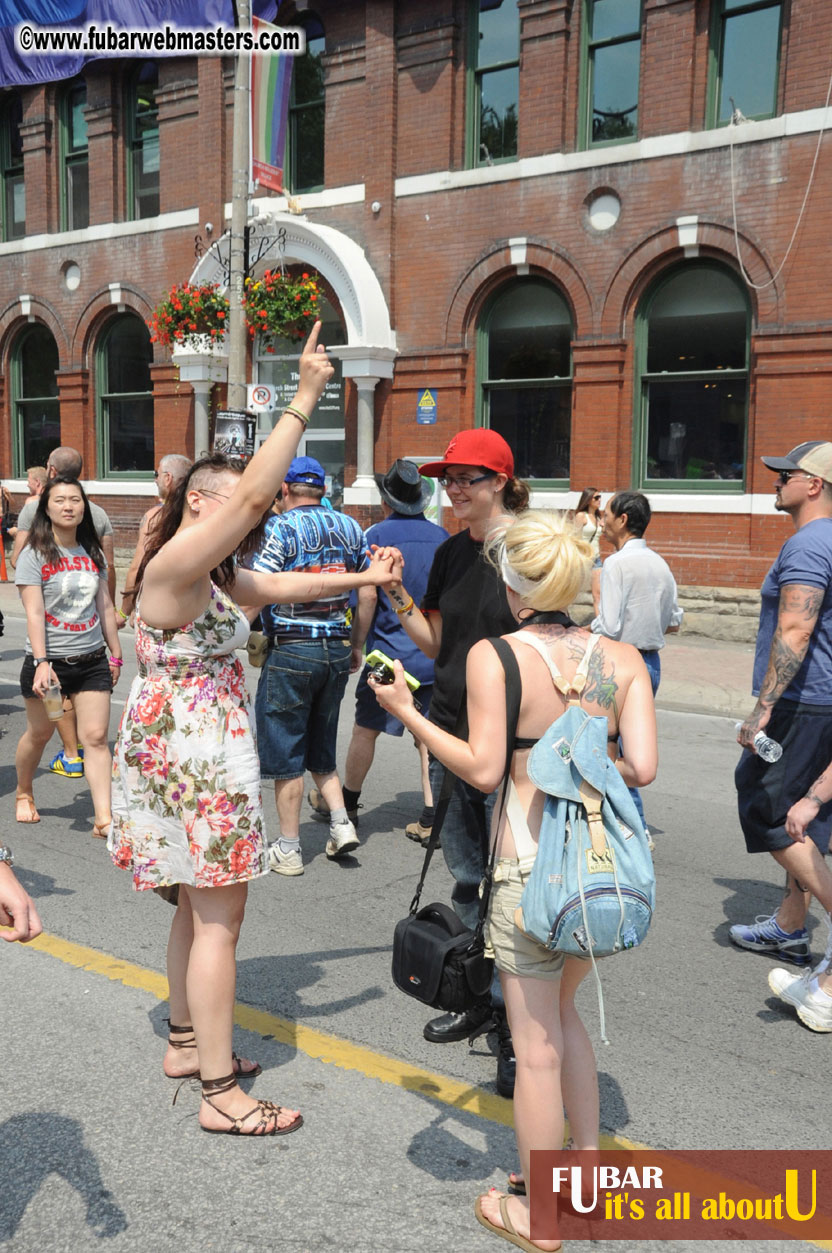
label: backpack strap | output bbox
[513,630,600,706]
[578,777,609,859]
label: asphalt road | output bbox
[0,606,827,1253]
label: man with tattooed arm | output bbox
[732,441,832,1032]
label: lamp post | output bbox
[227,0,251,411]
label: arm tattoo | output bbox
[757,584,823,707]
[779,585,824,621]
[758,633,805,706]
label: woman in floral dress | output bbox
[110,323,395,1136]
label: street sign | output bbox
[416,388,437,424]
[247,383,277,411]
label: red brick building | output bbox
[1,0,831,595]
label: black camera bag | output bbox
[390,645,521,1013]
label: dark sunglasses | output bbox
[775,469,814,485]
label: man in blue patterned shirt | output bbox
[253,456,369,875]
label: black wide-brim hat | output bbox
[375,459,433,515]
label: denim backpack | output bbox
[492,631,655,1040]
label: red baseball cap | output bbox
[419,429,514,478]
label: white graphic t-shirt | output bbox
[15,543,107,657]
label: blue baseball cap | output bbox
[285,455,326,487]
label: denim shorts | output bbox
[354,671,433,736]
[20,648,112,700]
[254,636,351,779]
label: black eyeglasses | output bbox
[153,470,158,478]
[438,471,496,490]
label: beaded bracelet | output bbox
[283,404,310,426]
[394,596,415,616]
[109,657,123,667]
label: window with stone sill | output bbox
[468,0,519,168]
[0,92,25,241]
[11,324,60,476]
[581,0,642,149]
[96,314,154,477]
[708,0,783,127]
[634,263,750,490]
[60,77,89,231]
[127,61,160,220]
[477,278,573,484]
[285,13,325,194]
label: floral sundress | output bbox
[109,582,268,891]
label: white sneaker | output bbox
[326,818,359,859]
[768,969,832,1032]
[268,841,304,876]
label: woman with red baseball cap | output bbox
[382,428,529,1096]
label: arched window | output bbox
[635,263,750,487]
[469,0,519,166]
[60,77,88,231]
[127,62,160,219]
[478,279,573,482]
[1,93,25,240]
[254,287,346,506]
[96,315,154,476]
[286,15,325,193]
[11,324,60,475]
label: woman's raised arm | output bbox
[146,321,334,590]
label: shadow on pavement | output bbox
[0,1113,128,1241]
[13,865,74,899]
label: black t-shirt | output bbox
[421,529,517,733]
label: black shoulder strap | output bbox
[408,637,522,918]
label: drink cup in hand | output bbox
[42,676,64,721]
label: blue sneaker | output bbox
[729,913,811,966]
[49,750,85,778]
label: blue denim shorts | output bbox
[254,636,352,779]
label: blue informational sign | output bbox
[416,388,438,424]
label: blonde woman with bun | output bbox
[372,509,657,1253]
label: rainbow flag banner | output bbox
[250,15,293,193]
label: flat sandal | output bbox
[199,1073,303,1137]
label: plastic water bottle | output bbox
[734,722,783,763]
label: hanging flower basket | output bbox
[148,281,229,351]
[243,269,322,352]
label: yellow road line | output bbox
[17,931,832,1249]
[25,929,640,1139]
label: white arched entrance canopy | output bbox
[190,211,397,498]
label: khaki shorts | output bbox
[485,859,565,981]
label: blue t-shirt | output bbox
[362,512,449,686]
[253,505,369,639]
[752,517,832,705]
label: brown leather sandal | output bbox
[199,1072,303,1137]
[164,1021,262,1080]
[15,794,40,824]
[92,818,112,840]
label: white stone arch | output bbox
[190,211,396,492]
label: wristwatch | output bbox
[0,845,14,868]
[32,657,48,665]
